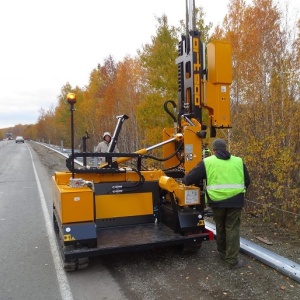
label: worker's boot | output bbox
[228,259,245,269]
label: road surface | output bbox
[0,140,126,300]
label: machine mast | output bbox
[176,0,232,136]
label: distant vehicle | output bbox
[15,136,25,143]
[6,133,13,140]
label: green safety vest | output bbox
[204,155,245,201]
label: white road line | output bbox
[29,147,74,300]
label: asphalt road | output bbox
[0,140,126,300]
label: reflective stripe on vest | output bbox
[204,155,245,201]
[206,184,245,190]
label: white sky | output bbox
[0,0,299,129]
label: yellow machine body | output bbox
[163,123,202,174]
[174,185,200,207]
[205,40,232,128]
[53,170,166,225]
[53,176,94,224]
[163,128,181,170]
[95,193,153,219]
[159,176,179,192]
[183,124,202,173]
[53,169,165,185]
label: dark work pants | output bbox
[212,207,242,266]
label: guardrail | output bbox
[205,221,300,283]
[36,142,98,167]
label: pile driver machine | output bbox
[52,0,232,271]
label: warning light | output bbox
[67,93,76,105]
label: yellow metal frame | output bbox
[183,124,202,173]
[205,40,232,128]
[52,178,94,224]
[95,192,153,219]
[163,128,181,169]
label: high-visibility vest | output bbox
[204,155,245,201]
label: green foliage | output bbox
[138,15,178,97]
[136,15,179,152]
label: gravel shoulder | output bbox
[29,141,300,299]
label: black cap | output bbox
[212,139,227,150]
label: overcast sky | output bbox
[0,0,299,129]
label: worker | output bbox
[183,138,250,269]
[95,132,119,165]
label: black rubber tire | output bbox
[64,257,89,272]
[53,211,59,233]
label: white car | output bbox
[15,136,25,143]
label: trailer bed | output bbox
[63,223,212,260]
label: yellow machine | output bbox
[52,0,231,271]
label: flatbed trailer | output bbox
[55,220,213,261]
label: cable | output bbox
[143,142,184,162]
[107,168,145,194]
[245,199,300,217]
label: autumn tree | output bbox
[83,56,146,153]
[35,106,56,144]
[23,124,37,140]
[107,57,145,153]
[80,56,118,151]
[69,55,146,155]
[52,83,84,148]
[219,0,300,225]
[136,14,181,163]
